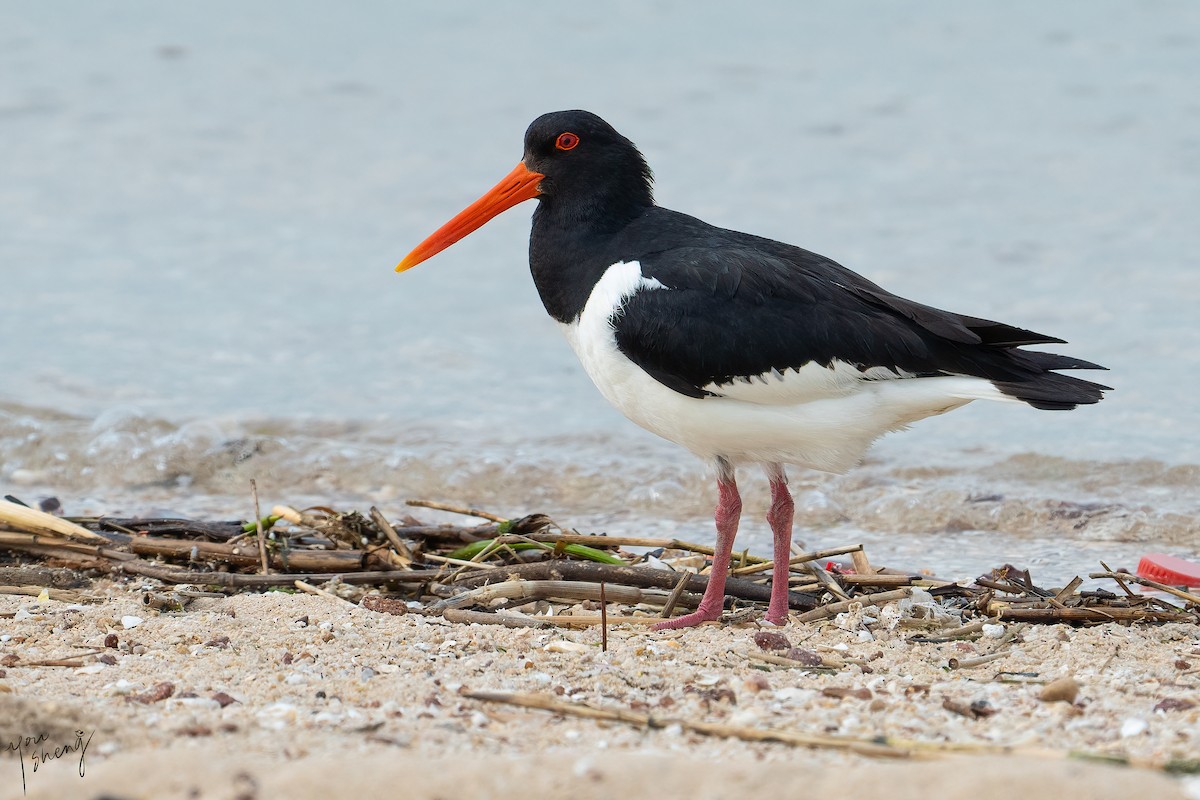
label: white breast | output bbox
[559,261,1013,473]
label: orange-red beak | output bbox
[396,162,545,272]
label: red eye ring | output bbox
[555,132,580,151]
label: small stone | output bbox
[98,654,117,665]
[1120,717,1148,737]
[981,623,1005,639]
[1153,697,1196,713]
[1175,659,1192,670]
[1039,676,1080,704]
[753,631,791,651]
[121,616,143,630]
[211,692,237,708]
[784,648,823,666]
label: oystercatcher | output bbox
[397,110,1108,629]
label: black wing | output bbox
[612,237,1108,410]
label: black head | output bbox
[522,110,654,222]
[397,110,653,272]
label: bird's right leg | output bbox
[653,459,741,630]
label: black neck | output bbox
[528,192,652,323]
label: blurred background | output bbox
[1,2,1197,578]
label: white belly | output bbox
[559,261,1012,473]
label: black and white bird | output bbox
[397,110,1108,630]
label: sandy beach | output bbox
[3,583,1197,799]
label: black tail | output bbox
[991,348,1110,410]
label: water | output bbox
[1,2,1197,583]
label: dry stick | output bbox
[448,560,818,611]
[749,652,843,671]
[599,581,608,652]
[432,579,689,612]
[369,507,414,565]
[659,572,692,619]
[1052,576,1084,605]
[128,536,364,572]
[406,499,508,524]
[805,562,853,603]
[1089,570,1200,607]
[0,585,96,603]
[795,588,912,623]
[0,536,138,566]
[1099,561,1137,599]
[463,690,1200,773]
[910,619,989,642]
[448,612,664,628]
[948,650,1012,669]
[116,561,444,587]
[729,544,863,576]
[442,609,555,628]
[465,690,910,758]
[251,479,270,575]
[0,498,109,542]
[850,548,874,576]
[421,553,497,570]
[294,579,358,608]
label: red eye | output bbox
[555,132,580,151]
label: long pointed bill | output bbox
[396,161,545,272]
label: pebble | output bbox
[1039,676,1080,704]
[981,623,1006,639]
[1120,717,1148,738]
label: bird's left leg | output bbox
[653,458,741,630]
[764,463,794,625]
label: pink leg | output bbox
[764,464,794,625]
[654,465,741,630]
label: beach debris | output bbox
[0,495,1197,634]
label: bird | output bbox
[396,110,1109,630]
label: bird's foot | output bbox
[652,607,723,631]
[761,610,789,626]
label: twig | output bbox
[442,609,555,628]
[659,572,692,619]
[369,507,414,565]
[406,499,509,523]
[794,588,912,623]
[948,650,1011,670]
[1100,561,1136,599]
[0,498,109,542]
[465,690,910,758]
[804,562,854,603]
[421,553,497,570]
[251,479,270,575]
[449,560,818,611]
[432,580,687,612]
[0,585,98,603]
[729,544,863,576]
[1089,570,1200,607]
[599,581,608,652]
[293,579,358,608]
[116,562,443,586]
[1052,576,1084,604]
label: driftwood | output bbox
[449,559,820,611]
[2,495,1197,633]
[128,535,366,572]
